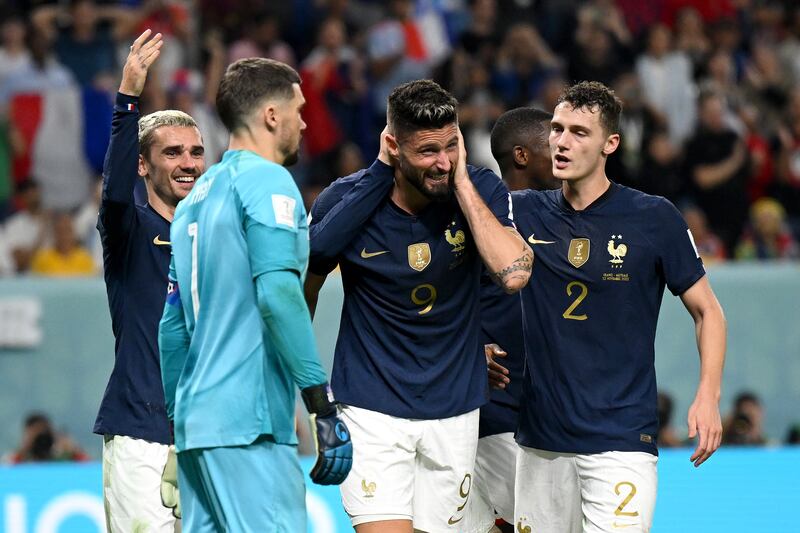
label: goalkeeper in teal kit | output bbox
[158,57,352,532]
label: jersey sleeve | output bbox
[97,93,141,242]
[234,162,307,276]
[653,198,706,295]
[472,166,515,229]
[308,159,395,275]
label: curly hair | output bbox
[387,80,458,140]
[557,81,623,135]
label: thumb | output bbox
[687,413,697,439]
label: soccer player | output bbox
[92,30,204,532]
[158,58,352,532]
[305,80,533,533]
[512,81,726,533]
[465,107,554,533]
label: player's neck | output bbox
[146,184,176,222]
[561,171,611,211]
[391,171,431,214]
[228,132,283,166]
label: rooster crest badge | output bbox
[445,222,466,253]
[608,234,627,268]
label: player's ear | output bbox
[513,145,529,167]
[262,102,279,132]
[386,132,400,159]
[602,133,620,156]
[137,154,148,178]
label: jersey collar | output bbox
[558,181,619,213]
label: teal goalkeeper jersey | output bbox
[161,149,327,451]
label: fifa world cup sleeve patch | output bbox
[271,194,297,229]
[166,279,181,306]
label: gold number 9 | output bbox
[411,284,437,315]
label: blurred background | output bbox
[0,0,798,531]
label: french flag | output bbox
[126,103,136,111]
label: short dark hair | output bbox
[490,107,552,164]
[387,79,458,140]
[558,81,622,135]
[216,58,301,133]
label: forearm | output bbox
[256,270,328,389]
[454,180,532,293]
[102,93,141,205]
[309,159,394,261]
[694,304,726,400]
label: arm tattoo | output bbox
[493,252,533,283]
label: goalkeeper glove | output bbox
[302,383,353,485]
[160,445,181,519]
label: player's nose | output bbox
[435,150,451,172]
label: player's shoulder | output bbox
[310,166,371,217]
[229,151,295,192]
[467,164,503,189]
[613,184,680,218]
[511,188,559,210]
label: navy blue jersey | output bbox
[513,184,705,455]
[478,273,524,438]
[93,93,172,444]
[310,160,514,419]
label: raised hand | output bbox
[119,29,163,97]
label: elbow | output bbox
[501,271,530,294]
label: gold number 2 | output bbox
[614,481,639,517]
[411,284,437,315]
[562,281,588,321]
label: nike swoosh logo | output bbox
[447,516,463,525]
[528,235,556,245]
[360,248,388,258]
[153,235,171,246]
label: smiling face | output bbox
[138,125,205,207]
[549,102,619,185]
[392,123,458,202]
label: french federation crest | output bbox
[408,243,431,272]
[568,238,590,268]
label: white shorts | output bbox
[463,432,517,532]
[515,446,658,533]
[339,405,482,533]
[102,435,177,533]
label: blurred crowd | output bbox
[1,0,800,277]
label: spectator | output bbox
[1,27,93,211]
[2,412,88,464]
[30,211,96,277]
[491,23,559,109]
[722,391,767,446]
[657,392,683,448]
[365,0,432,123]
[682,204,727,263]
[636,23,697,145]
[673,7,711,77]
[228,9,296,66]
[72,176,102,271]
[738,103,773,203]
[2,179,47,273]
[637,130,685,203]
[773,85,800,233]
[683,90,750,250]
[31,0,133,87]
[734,197,799,260]
[0,12,30,90]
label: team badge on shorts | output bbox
[408,243,431,272]
[568,238,591,268]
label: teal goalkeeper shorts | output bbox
[176,435,306,532]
